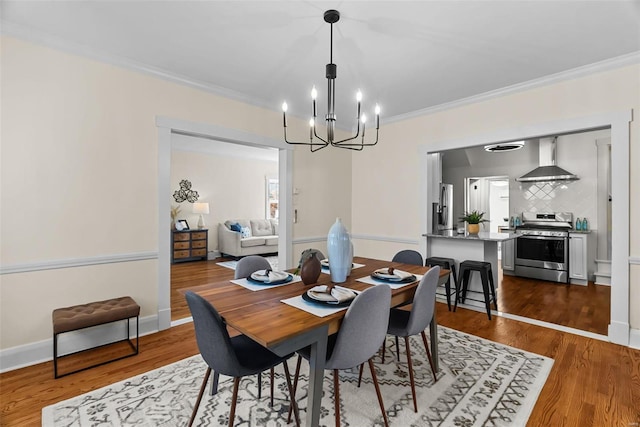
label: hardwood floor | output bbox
[1,260,634,426]
[496,272,611,335]
[171,259,236,321]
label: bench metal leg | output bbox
[53,315,139,379]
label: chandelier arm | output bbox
[284,127,328,150]
[332,128,379,147]
[312,126,329,144]
[330,107,362,146]
[282,9,380,152]
[330,125,362,145]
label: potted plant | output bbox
[459,210,488,234]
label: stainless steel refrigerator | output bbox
[432,183,454,232]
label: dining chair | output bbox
[378,266,440,413]
[391,249,424,266]
[234,255,271,280]
[290,285,391,427]
[388,248,425,357]
[185,291,300,427]
[233,255,276,402]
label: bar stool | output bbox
[425,257,458,311]
[454,260,497,320]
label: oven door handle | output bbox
[518,235,566,241]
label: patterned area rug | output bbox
[42,326,553,426]
[216,255,279,271]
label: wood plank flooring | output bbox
[171,259,236,321]
[172,259,612,335]
[1,259,630,426]
[496,273,610,335]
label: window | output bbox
[266,177,279,219]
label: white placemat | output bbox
[356,273,423,289]
[320,262,366,275]
[231,275,302,292]
[281,287,360,317]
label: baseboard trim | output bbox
[629,328,640,350]
[449,300,610,342]
[0,251,158,275]
[0,314,159,373]
[608,320,630,346]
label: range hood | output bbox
[516,137,579,182]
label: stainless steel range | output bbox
[515,212,572,283]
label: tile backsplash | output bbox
[511,179,596,226]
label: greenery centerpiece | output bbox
[459,210,488,234]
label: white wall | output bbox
[170,149,278,253]
[442,130,607,227]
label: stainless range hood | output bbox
[516,137,578,182]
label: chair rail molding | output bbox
[0,251,158,275]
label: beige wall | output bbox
[0,34,637,356]
[0,36,350,351]
[351,64,640,328]
[170,149,278,252]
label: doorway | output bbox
[420,110,632,346]
[157,117,293,330]
[464,176,509,233]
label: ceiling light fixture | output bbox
[484,141,525,152]
[281,9,380,152]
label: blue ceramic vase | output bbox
[327,218,352,283]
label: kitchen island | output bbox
[424,231,520,308]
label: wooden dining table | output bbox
[183,256,450,427]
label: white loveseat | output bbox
[218,219,278,257]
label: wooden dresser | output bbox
[171,229,208,263]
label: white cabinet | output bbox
[569,233,588,285]
[501,238,515,273]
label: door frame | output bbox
[419,110,632,346]
[156,116,293,330]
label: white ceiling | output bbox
[2,1,639,127]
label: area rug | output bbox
[42,326,553,426]
[217,255,279,271]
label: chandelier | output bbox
[281,9,380,152]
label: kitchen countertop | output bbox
[423,230,520,242]
[569,230,592,234]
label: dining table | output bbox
[183,256,450,427]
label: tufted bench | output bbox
[52,296,140,378]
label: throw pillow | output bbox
[240,226,252,238]
[230,223,242,232]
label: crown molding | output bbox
[3,21,639,128]
[384,51,640,124]
[0,21,275,112]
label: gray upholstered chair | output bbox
[309,249,325,260]
[185,291,299,427]
[391,249,424,266]
[234,255,271,279]
[382,266,440,412]
[389,248,425,355]
[290,285,391,427]
[233,255,276,402]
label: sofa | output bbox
[218,219,279,257]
